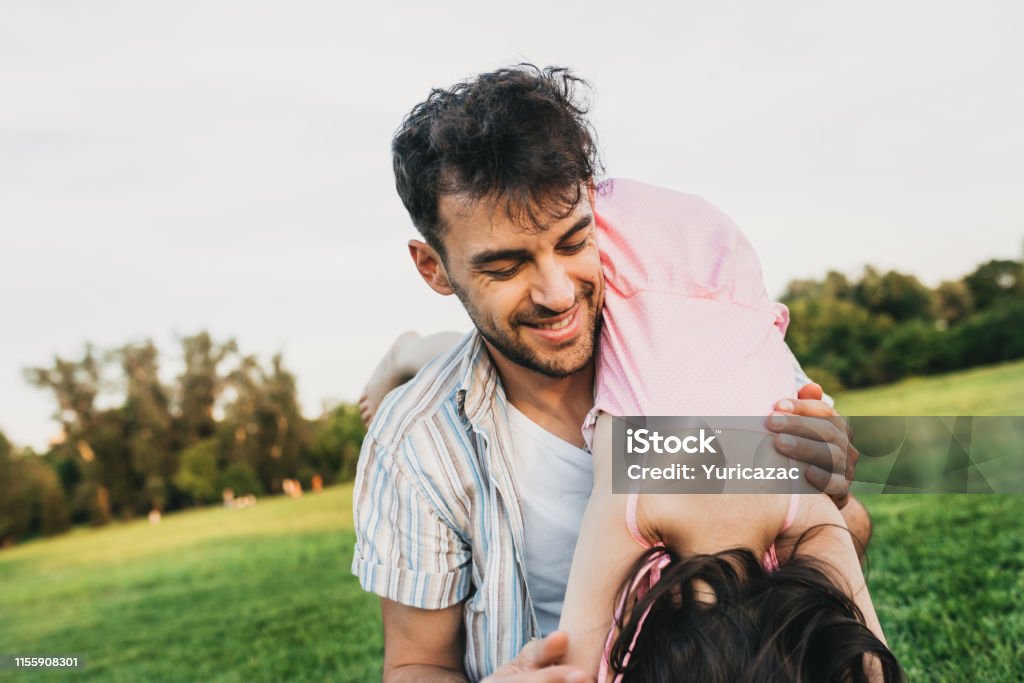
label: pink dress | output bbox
[591,178,795,420]
[587,179,799,683]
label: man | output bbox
[353,64,863,683]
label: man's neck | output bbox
[483,342,595,449]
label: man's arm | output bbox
[353,431,474,679]
[355,404,594,683]
[381,598,595,683]
[382,599,468,682]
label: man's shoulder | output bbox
[358,333,483,531]
[366,331,476,453]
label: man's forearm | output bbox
[384,664,469,683]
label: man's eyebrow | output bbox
[469,247,534,268]
[468,214,594,268]
[557,214,594,243]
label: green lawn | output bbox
[2,488,1021,682]
[862,495,1023,681]
[2,362,1022,681]
[834,358,1024,417]
[0,487,383,682]
[835,361,1024,680]
[833,359,1024,496]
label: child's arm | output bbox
[558,415,643,675]
[557,490,638,675]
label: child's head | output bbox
[608,543,903,682]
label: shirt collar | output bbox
[456,330,505,425]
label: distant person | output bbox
[282,479,303,498]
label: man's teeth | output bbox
[536,315,572,330]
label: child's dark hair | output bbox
[608,540,903,682]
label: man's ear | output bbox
[408,240,455,296]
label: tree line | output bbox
[2,258,1021,547]
[782,258,1024,391]
[0,332,365,547]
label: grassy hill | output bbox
[1,362,1023,681]
[833,359,1024,496]
[2,485,1021,681]
[0,487,382,682]
[833,358,1024,416]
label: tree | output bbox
[851,266,934,323]
[879,320,942,382]
[23,346,117,524]
[217,462,262,497]
[785,297,892,388]
[177,333,237,445]
[224,352,310,494]
[308,402,366,483]
[0,431,70,544]
[118,341,174,511]
[15,332,365,545]
[174,438,220,505]
[964,259,1024,311]
[23,345,103,440]
[0,430,14,544]
[934,280,974,326]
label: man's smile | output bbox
[518,302,584,344]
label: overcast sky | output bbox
[2,1,1022,449]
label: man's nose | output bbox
[529,258,575,313]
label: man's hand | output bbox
[481,632,594,683]
[765,383,859,509]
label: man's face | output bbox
[435,189,604,379]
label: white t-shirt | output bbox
[507,403,594,636]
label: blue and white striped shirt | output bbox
[353,332,539,680]
[352,330,821,681]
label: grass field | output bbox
[1,361,1022,681]
[834,359,1024,495]
[0,488,383,682]
[834,358,1024,417]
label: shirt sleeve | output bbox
[788,344,835,407]
[351,434,473,609]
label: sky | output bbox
[2,1,1022,450]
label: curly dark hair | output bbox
[609,541,904,683]
[391,64,602,258]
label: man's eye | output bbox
[484,265,522,280]
[559,240,587,254]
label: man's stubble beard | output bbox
[449,277,603,380]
